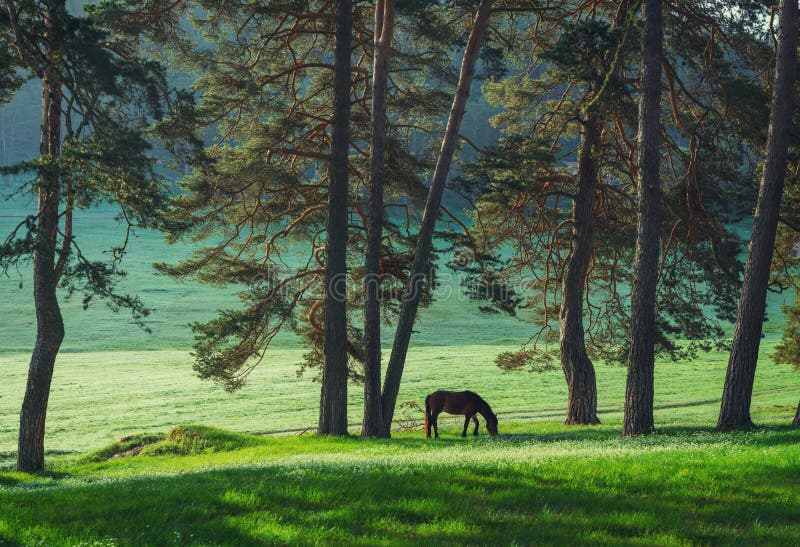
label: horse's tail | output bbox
[424,395,431,438]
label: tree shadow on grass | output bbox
[0,468,73,487]
[1,448,79,478]
[0,453,798,545]
[0,472,22,487]
[1,449,78,471]
[0,535,24,547]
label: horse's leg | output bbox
[432,411,441,439]
[425,396,431,438]
[472,414,479,436]
[462,415,471,437]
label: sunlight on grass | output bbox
[1,421,798,545]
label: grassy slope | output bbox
[0,201,536,353]
[0,422,799,545]
[1,342,798,463]
[2,198,800,544]
[0,339,798,544]
[1,203,796,461]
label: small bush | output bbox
[83,425,261,461]
[145,425,261,456]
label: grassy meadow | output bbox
[1,342,799,466]
[1,422,799,544]
[1,198,800,544]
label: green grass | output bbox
[1,342,798,465]
[0,201,535,353]
[79,425,261,462]
[1,422,799,545]
[2,196,800,544]
[0,343,798,544]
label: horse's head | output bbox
[486,413,499,436]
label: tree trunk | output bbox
[559,116,601,426]
[717,0,797,431]
[318,0,352,436]
[17,0,66,473]
[362,0,395,438]
[793,400,800,427]
[379,0,493,437]
[623,0,663,437]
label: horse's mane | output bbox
[465,391,496,418]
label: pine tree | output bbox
[379,0,494,435]
[318,0,352,436]
[153,2,470,424]
[452,0,770,425]
[1,0,184,471]
[769,92,800,427]
[623,0,662,437]
[362,0,395,439]
[718,0,798,431]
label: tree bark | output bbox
[362,0,395,438]
[379,0,493,436]
[17,0,66,473]
[623,0,663,437]
[717,0,797,431]
[318,0,352,436]
[793,400,800,427]
[559,116,601,426]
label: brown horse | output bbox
[424,390,499,438]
